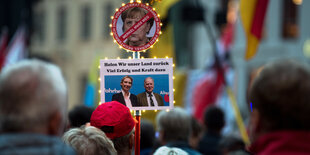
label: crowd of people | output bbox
[0,58,310,155]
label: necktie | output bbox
[148,93,155,106]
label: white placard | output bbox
[100,58,173,110]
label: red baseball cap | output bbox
[90,101,136,139]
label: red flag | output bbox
[192,67,225,122]
[0,28,8,70]
[221,23,234,52]
[192,21,233,122]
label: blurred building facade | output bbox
[30,0,125,108]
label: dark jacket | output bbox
[137,92,164,106]
[112,92,140,107]
[198,132,221,155]
[0,133,76,155]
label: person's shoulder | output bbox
[130,94,138,103]
[184,149,201,155]
[137,92,145,97]
[0,134,76,155]
[131,93,137,98]
[112,92,121,98]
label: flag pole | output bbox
[200,1,250,144]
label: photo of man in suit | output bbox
[112,75,140,107]
[137,77,164,107]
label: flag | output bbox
[191,20,234,122]
[84,57,100,107]
[240,0,269,60]
[4,26,27,67]
[150,0,180,58]
[153,0,179,20]
[192,67,225,122]
[221,23,234,52]
[0,28,8,70]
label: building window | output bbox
[34,10,45,43]
[57,6,67,42]
[282,0,299,39]
[103,3,113,39]
[81,5,92,41]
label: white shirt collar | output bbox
[122,89,132,108]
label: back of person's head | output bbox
[141,119,155,150]
[69,105,94,128]
[249,59,310,132]
[204,106,225,133]
[0,59,67,135]
[90,101,136,154]
[156,107,191,144]
[63,126,117,155]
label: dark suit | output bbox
[112,92,140,107]
[137,92,164,106]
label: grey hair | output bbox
[63,126,117,155]
[0,59,67,132]
[144,77,154,83]
[112,128,135,153]
[156,107,191,142]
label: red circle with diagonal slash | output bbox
[111,2,161,52]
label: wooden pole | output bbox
[132,51,141,155]
[134,110,141,155]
